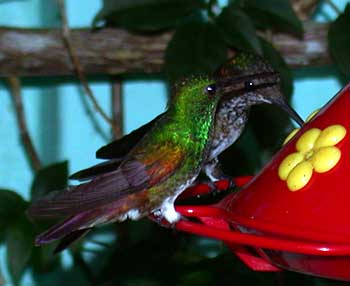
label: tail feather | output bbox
[34,193,149,252]
[35,211,98,246]
[54,228,92,254]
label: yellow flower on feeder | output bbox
[283,109,320,145]
[278,125,346,192]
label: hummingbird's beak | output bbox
[217,72,304,127]
[271,96,304,127]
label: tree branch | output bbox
[0,22,330,78]
[290,0,321,20]
[7,76,42,171]
[111,79,123,139]
[266,21,330,67]
[56,0,117,135]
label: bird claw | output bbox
[213,175,236,190]
[193,176,235,196]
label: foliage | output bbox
[165,22,228,81]
[329,3,350,79]
[0,0,349,286]
[94,0,301,91]
[0,162,68,285]
[93,0,206,30]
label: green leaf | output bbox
[312,276,343,285]
[216,5,262,54]
[31,161,68,201]
[6,216,35,285]
[244,39,295,154]
[329,3,350,79]
[0,190,28,227]
[31,244,60,274]
[250,104,291,151]
[93,0,205,31]
[243,0,303,37]
[165,22,228,82]
[260,37,293,99]
[179,270,214,286]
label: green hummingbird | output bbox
[72,52,303,183]
[28,74,251,252]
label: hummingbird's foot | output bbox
[194,179,217,191]
[202,158,235,190]
[203,158,223,182]
[203,158,234,185]
[214,174,236,190]
[191,175,235,193]
[176,177,234,203]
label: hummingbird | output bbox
[28,74,252,252]
[72,52,303,183]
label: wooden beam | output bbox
[0,22,330,77]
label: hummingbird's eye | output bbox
[206,84,216,95]
[244,81,254,91]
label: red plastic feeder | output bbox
[174,84,350,280]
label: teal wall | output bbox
[0,0,167,198]
[0,0,348,285]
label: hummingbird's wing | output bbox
[96,113,164,159]
[28,141,186,219]
[69,113,164,181]
[69,159,123,181]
